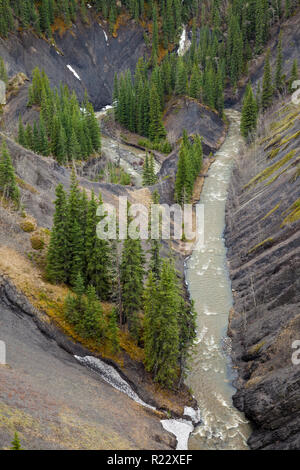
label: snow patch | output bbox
[161,419,194,450]
[66,65,81,81]
[74,355,155,410]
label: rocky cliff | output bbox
[225,99,300,449]
[0,13,147,110]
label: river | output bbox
[185,110,251,450]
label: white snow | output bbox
[66,64,81,81]
[74,355,156,410]
[161,419,194,450]
[99,26,109,46]
[184,407,201,423]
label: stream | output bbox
[185,109,251,450]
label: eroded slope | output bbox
[225,100,300,449]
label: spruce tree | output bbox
[10,432,22,450]
[178,298,197,384]
[18,116,26,147]
[144,260,180,388]
[85,192,112,300]
[66,170,85,286]
[0,140,20,205]
[241,84,258,139]
[288,59,299,93]
[120,205,145,340]
[107,307,120,354]
[46,184,68,283]
[148,84,166,142]
[261,49,273,110]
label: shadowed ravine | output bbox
[185,110,252,450]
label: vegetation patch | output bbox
[244,150,297,189]
[20,218,37,233]
[266,155,300,186]
[248,238,274,254]
[281,199,300,227]
[261,203,281,221]
[16,177,38,195]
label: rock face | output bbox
[225,100,300,449]
[0,14,147,110]
[157,97,226,205]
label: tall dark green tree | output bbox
[0,140,20,205]
[240,83,258,139]
[46,184,68,283]
[261,49,273,110]
[144,259,180,388]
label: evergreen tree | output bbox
[288,59,299,93]
[240,84,258,139]
[46,184,68,283]
[107,307,120,354]
[66,170,85,286]
[0,140,20,205]
[120,205,145,339]
[148,84,166,142]
[18,116,26,147]
[10,432,22,450]
[178,298,197,384]
[144,260,180,388]
[261,49,273,110]
[149,190,161,281]
[85,192,112,300]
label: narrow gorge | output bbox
[0,0,299,453]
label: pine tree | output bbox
[240,84,258,139]
[149,190,161,280]
[65,170,85,286]
[144,260,180,388]
[18,116,26,147]
[85,192,112,300]
[120,205,145,339]
[148,84,166,142]
[288,59,299,93]
[81,285,105,340]
[107,307,120,354]
[0,140,20,205]
[10,432,22,450]
[175,141,193,205]
[261,49,273,110]
[178,298,197,385]
[46,184,68,283]
[175,57,188,96]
